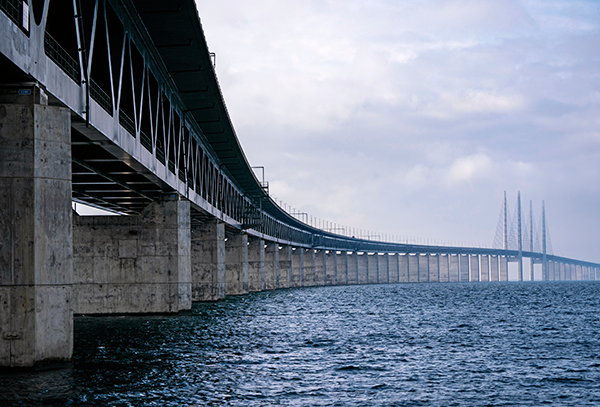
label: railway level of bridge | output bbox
[1,0,599,371]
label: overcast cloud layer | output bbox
[196,0,600,263]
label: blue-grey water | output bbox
[2,282,600,406]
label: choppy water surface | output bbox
[2,282,600,406]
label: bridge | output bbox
[0,0,598,370]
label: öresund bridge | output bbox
[1,0,599,370]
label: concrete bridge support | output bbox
[348,252,358,285]
[449,255,459,282]
[381,254,390,284]
[470,255,480,282]
[0,98,73,369]
[368,254,378,284]
[325,251,337,286]
[439,254,449,283]
[304,249,316,286]
[490,256,499,281]
[357,253,368,284]
[418,254,429,282]
[248,238,265,292]
[290,248,303,288]
[480,255,490,282]
[265,243,279,290]
[338,252,348,285]
[73,199,192,313]
[499,256,508,281]
[409,254,419,283]
[389,254,399,283]
[314,250,326,286]
[459,255,469,282]
[428,255,438,283]
[279,246,292,289]
[192,221,225,301]
[399,254,409,283]
[225,233,248,296]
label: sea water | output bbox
[1,282,600,406]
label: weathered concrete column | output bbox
[348,252,358,285]
[0,95,73,369]
[490,256,499,281]
[409,254,419,283]
[248,238,265,292]
[368,254,378,284]
[449,254,459,282]
[469,255,480,282]
[73,198,192,313]
[264,242,279,290]
[459,255,470,282]
[314,250,326,286]
[480,255,490,282]
[439,254,449,282]
[335,252,346,285]
[279,246,292,289]
[325,251,337,285]
[499,256,508,281]
[303,249,315,286]
[399,254,409,283]
[418,254,429,282]
[357,253,368,284]
[381,254,390,284]
[290,247,303,287]
[225,233,248,296]
[191,221,225,301]
[389,254,399,283]
[429,254,439,283]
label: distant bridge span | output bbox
[0,0,598,369]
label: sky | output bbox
[192,0,600,263]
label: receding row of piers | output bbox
[71,201,600,316]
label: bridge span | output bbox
[1,0,599,370]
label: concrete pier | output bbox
[449,255,459,282]
[0,98,73,369]
[290,248,304,287]
[469,255,480,282]
[265,242,279,290]
[399,254,409,283]
[408,254,418,283]
[248,238,265,291]
[304,249,316,286]
[357,253,368,284]
[73,199,192,313]
[459,255,469,282]
[388,254,399,283]
[429,254,439,283]
[279,246,292,289]
[325,251,337,285]
[499,256,508,281]
[368,254,378,284]
[490,256,499,281]
[225,233,248,295]
[348,252,358,284]
[418,254,429,282]
[480,255,490,282]
[439,254,449,282]
[192,222,225,301]
[314,250,326,286]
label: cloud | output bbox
[196,0,600,262]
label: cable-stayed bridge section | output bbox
[0,0,598,370]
